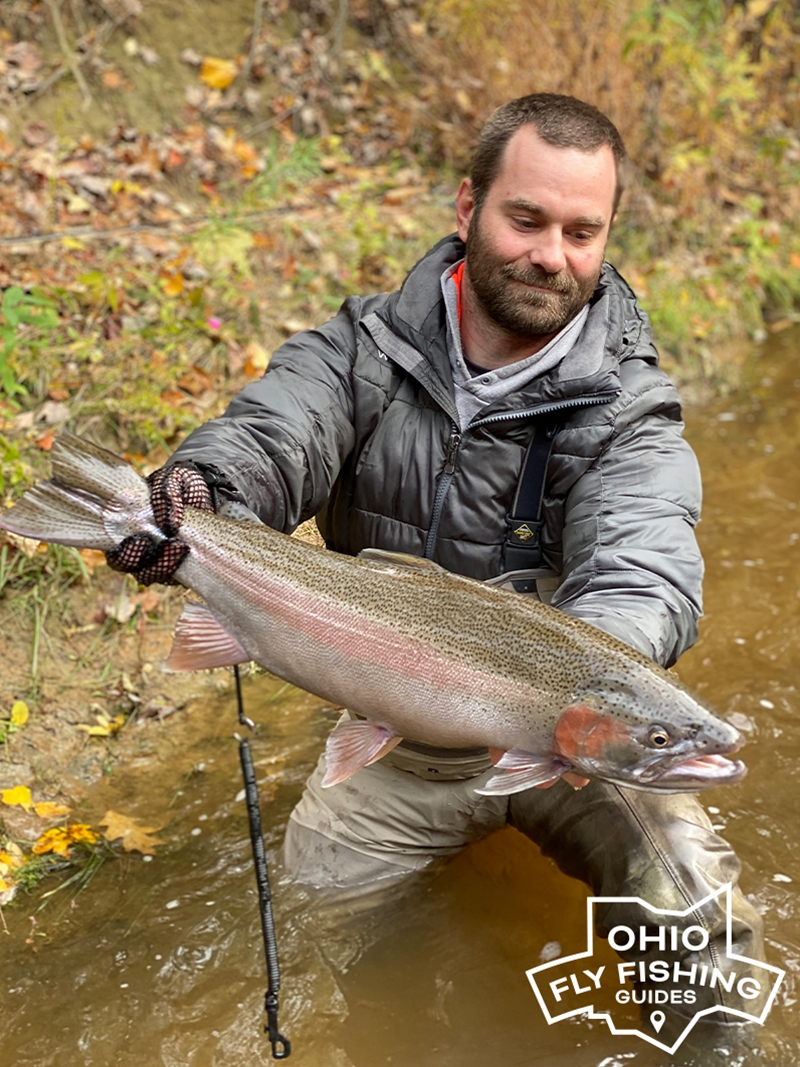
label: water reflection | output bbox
[0,331,798,1067]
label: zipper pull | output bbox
[444,430,462,475]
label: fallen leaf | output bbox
[161,272,185,296]
[1,785,33,812]
[2,530,41,558]
[76,712,125,737]
[78,548,108,572]
[100,810,164,854]
[66,194,93,214]
[243,340,270,376]
[0,842,25,867]
[33,801,71,819]
[32,823,98,856]
[10,700,29,726]
[176,365,212,397]
[104,589,138,624]
[199,56,238,91]
[36,429,56,451]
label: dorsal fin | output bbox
[357,548,446,573]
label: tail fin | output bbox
[50,432,146,501]
[0,432,153,550]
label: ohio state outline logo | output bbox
[525,884,785,1053]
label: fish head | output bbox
[552,672,746,792]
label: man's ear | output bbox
[455,178,475,242]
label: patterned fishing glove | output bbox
[106,463,216,585]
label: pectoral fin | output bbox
[475,750,571,795]
[321,720,403,788]
[165,602,250,672]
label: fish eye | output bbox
[647,725,671,748]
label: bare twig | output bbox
[88,0,142,25]
[244,102,302,137]
[24,18,116,107]
[43,0,94,111]
[330,0,348,59]
[0,202,320,250]
[240,0,265,83]
[68,0,89,36]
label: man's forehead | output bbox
[490,126,617,216]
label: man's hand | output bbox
[106,465,214,585]
[147,464,215,537]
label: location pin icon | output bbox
[650,1010,666,1033]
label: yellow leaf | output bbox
[32,828,72,855]
[34,801,71,819]
[199,56,238,91]
[161,273,185,297]
[76,712,124,737]
[32,823,98,856]
[10,700,29,726]
[243,341,270,376]
[78,548,108,572]
[100,810,164,855]
[746,0,775,15]
[0,841,24,864]
[1,785,32,811]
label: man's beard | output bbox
[464,214,602,338]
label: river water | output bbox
[1,330,798,1067]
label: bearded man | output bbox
[109,93,769,1044]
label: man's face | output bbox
[456,126,616,339]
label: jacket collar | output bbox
[370,233,631,420]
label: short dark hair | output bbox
[470,93,628,215]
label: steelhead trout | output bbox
[0,433,746,795]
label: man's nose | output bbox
[529,229,567,274]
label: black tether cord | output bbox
[234,665,291,1059]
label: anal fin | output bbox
[165,602,250,672]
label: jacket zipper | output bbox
[423,424,461,558]
[422,392,618,561]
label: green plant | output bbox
[0,288,60,398]
[0,434,25,496]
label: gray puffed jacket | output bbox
[172,234,703,667]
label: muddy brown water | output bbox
[1,329,798,1067]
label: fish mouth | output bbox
[637,753,747,790]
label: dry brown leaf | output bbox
[102,70,123,90]
[78,548,108,572]
[99,810,164,854]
